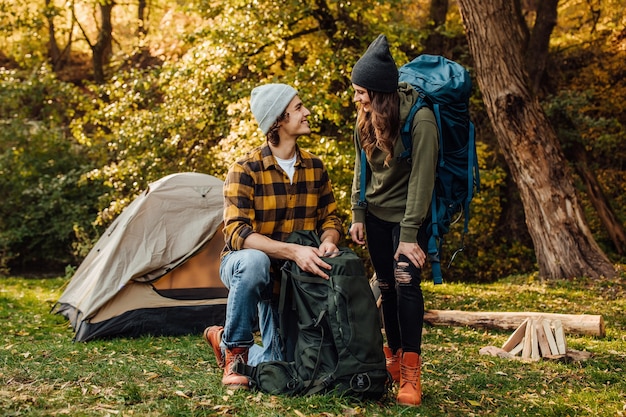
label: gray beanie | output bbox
[351,34,398,93]
[250,83,298,134]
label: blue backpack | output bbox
[359,54,480,284]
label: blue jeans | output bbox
[219,249,283,366]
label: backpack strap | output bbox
[277,263,291,345]
[438,121,481,276]
[427,102,445,285]
[428,189,443,285]
[280,264,329,393]
[358,148,367,207]
[280,306,328,395]
[433,103,444,166]
[398,101,424,160]
[464,121,478,233]
[304,372,336,396]
[303,309,328,391]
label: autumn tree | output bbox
[423,0,449,55]
[71,0,114,84]
[456,0,616,278]
[2,0,623,278]
[519,0,626,256]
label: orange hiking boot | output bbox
[203,326,224,368]
[397,351,422,406]
[222,347,250,389]
[383,346,402,382]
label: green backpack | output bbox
[234,230,390,399]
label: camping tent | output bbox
[54,172,228,341]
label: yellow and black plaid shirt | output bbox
[223,144,343,253]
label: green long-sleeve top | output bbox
[351,82,439,243]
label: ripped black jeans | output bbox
[365,213,425,354]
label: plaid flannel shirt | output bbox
[223,144,343,253]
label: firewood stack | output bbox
[479,315,593,362]
[501,317,566,360]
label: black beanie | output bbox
[351,34,398,93]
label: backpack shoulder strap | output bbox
[464,121,479,233]
[354,125,369,208]
[399,100,424,160]
[359,148,367,206]
[277,263,291,344]
[399,96,437,160]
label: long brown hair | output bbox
[356,89,400,166]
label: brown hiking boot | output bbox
[397,351,422,406]
[383,346,402,382]
[203,326,224,368]
[222,347,250,389]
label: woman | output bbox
[349,34,439,407]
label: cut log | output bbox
[542,319,560,355]
[488,316,592,362]
[522,320,532,359]
[530,322,540,360]
[554,320,567,354]
[534,319,552,357]
[509,339,524,356]
[501,318,527,351]
[423,310,605,337]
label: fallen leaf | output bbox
[144,372,159,380]
[175,390,190,399]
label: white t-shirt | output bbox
[275,154,297,184]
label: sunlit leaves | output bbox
[2,0,625,278]
[0,66,106,270]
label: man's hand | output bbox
[242,231,340,280]
[319,240,340,258]
[292,244,333,280]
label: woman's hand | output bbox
[349,222,366,245]
[395,241,426,269]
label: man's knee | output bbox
[239,249,271,270]
[221,249,271,287]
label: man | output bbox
[203,83,343,389]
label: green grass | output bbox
[1,272,625,416]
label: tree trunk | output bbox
[138,0,147,37]
[45,0,63,70]
[524,0,558,94]
[496,169,533,248]
[92,1,114,84]
[567,142,626,255]
[456,0,615,279]
[423,0,449,55]
[522,0,626,256]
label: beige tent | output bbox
[54,172,228,341]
